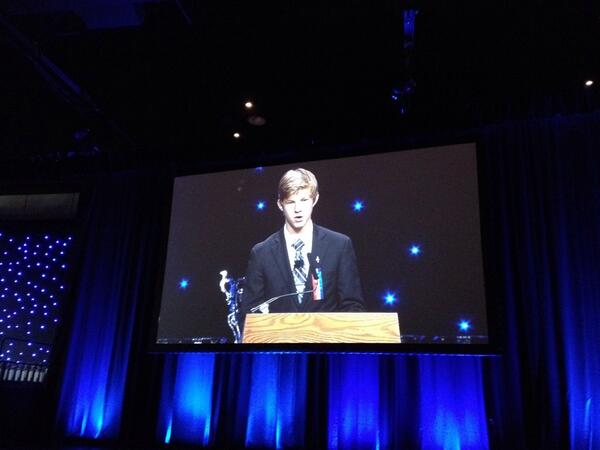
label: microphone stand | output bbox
[249,287,317,313]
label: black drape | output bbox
[481,113,600,449]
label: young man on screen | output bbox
[242,168,365,318]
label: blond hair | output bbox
[278,168,319,200]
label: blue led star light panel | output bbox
[155,143,489,349]
[0,230,72,366]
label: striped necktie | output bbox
[292,238,307,302]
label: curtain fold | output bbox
[481,113,600,449]
[56,171,164,439]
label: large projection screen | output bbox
[154,143,489,349]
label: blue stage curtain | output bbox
[158,353,216,446]
[481,112,600,449]
[157,352,489,449]
[56,171,164,439]
[54,111,600,448]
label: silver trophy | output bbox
[219,270,244,343]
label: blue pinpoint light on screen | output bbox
[352,200,364,212]
[409,245,421,256]
[458,320,471,332]
[179,278,189,289]
[256,201,266,211]
[383,291,397,305]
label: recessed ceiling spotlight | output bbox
[244,101,254,109]
[585,80,594,87]
[233,132,240,139]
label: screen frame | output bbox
[147,139,503,356]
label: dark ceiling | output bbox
[1,1,600,169]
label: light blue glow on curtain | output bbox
[244,353,308,448]
[551,122,600,449]
[56,250,137,438]
[418,356,489,450]
[56,234,137,439]
[328,354,383,449]
[327,354,489,450]
[158,352,309,448]
[159,352,490,449]
[158,353,216,446]
[56,172,158,439]
[484,114,600,448]
[57,290,129,439]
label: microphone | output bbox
[249,287,317,313]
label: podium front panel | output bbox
[242,312,401,344]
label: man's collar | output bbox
[283,220,314,245]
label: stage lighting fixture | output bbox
[256,201,266,211]
[179,279,189,289]
[233,132,241,139]
[585,80,594,87]
[243,99,266,126]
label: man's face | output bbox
[278,188,319,233]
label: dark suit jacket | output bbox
[241,224,365,316]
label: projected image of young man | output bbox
[242,168,365,318]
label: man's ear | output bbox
[313,193,320,207]
[277,199,283,211]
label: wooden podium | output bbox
[242,312,401,344]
